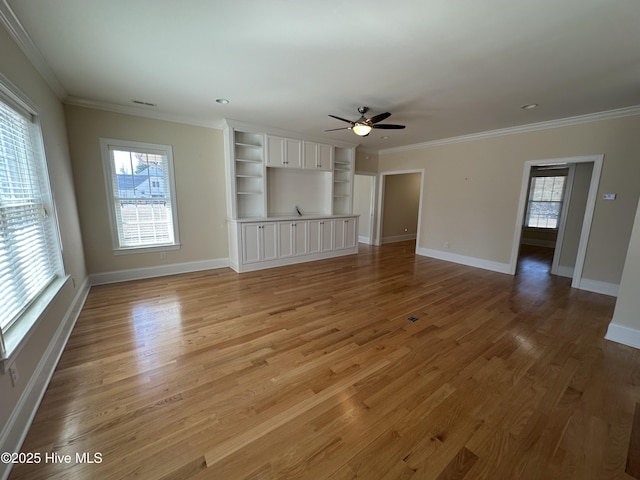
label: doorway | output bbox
[376,170,424,248]
[510,155,603,289]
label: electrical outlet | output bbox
[9,364,19,387]
[159,251,167,259]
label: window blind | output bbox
[0,98,60,337]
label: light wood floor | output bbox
[9,242,640,480]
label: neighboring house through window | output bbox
[100,139,180,253]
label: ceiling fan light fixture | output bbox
[352,123,372,136]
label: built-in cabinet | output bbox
[228,216,358,272]
[225,120,358,273]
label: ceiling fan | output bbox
[325,106,406,137]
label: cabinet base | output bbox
[230,246,358,273]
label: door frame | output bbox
[354,173,377,245]
[376,169,425,249]
[509,154,603,289]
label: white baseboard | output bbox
[0,277,90,480]
[89,258,229,285]
[382,234,417,244]
[358,235,371,244]
[605,323,640,350]
[577,278,619,297]
[417,248,511,274]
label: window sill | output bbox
[113,243,181,256]
[1,275,69,372]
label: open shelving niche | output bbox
[224,120,357,220]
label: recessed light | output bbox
[521,103,538,110]
[216,98,230,105]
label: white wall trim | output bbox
[509,155,603,289]
[66,96,223,130]
[376,169,425,248]
[382,234,417,244]
[576,278,619,297]
[379,105,640,155]
[89,258,229,285]
[358,235,371,244]
[0,1,66,99]
[417,247,511,274]
[605,323,640,350]
[0,277,90,480]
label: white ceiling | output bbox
[4,0,640,151]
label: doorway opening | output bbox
[510,155,603,289]
[376,170,424,248]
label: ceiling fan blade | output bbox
[324,127,351,132]
[373,124,405,129]
[328,115,355,124]
[368,112,391,124]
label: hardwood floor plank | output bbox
[626,403,640,479]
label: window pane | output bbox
[102,140,178,250]
[527,201,562,228]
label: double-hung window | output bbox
[100,139,180,253]
[525,172,567,229]
[1,79,64,358]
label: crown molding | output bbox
[379,105,640,155]
[0,0,66,99]
[65,96,225,130]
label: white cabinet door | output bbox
[303,142,333,171]
[268,136,302,168]
[334,217,357,250]
[242,223,262,264]
[279,221,307,258]
[303,141,317,170]
[320,219,334,252]
[262,222,278,261]
[317,143,334,171]
[266,135,285,166]
[242,222,277,263]
[285,138,302,168]
[293,221,308,256]
[343,217,357,249]
[278,222,294,258]
[309,219,334,253]
[308,219,321,254]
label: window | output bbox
[525,174,566,229]
[100,139,179,252]
[0,80,63,356]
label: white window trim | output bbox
[0,73,66,363]
[99,138,181,252]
